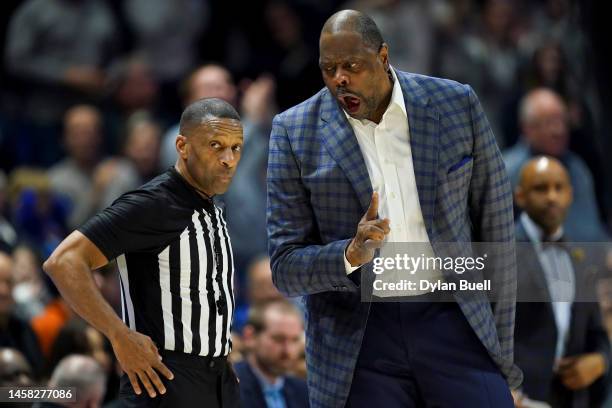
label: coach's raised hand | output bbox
[345,192,390,267]
[110,327,174,398]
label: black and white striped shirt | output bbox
[79,167,234,357]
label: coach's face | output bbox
[319,31,391,123]
[178,118,243,196]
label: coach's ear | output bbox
[175,134,189,159]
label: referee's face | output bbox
[181,118,243,196]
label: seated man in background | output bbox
[233,255,285,334]
[49,105,105,230]
[0,348,33,387]
[503,89,608,241]
[33,354,107,408]
[513,156,611,408]
[0,251,43,377]
[235,300,308,408]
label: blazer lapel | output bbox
[565,244,586,355]
[398,73,439,239]
[516,222,553,304]
[319,90,373,213]
[243,363,269,408]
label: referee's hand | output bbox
[111,327,174,398]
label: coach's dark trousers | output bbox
[118,350,240,408]
[346,296,514,408]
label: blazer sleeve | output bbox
[586,301,612,406]
[266,115,359,297]
[466,85,518,362]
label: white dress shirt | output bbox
[343,67,442,296]
[521,212,575,361]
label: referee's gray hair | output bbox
[179,97,241,136]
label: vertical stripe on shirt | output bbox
[188,215,202,355]
[179,228,192,353]
[117,254,136,330]
[200,209,219,356]
[218,206,235,353]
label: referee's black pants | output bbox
[118,350,240,408]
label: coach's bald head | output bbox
[319,10,392,124]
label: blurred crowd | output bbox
[0,0,611,407]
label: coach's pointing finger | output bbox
[346,192,391,267]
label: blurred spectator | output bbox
[44,319,111,379]
[598,261,612,332]
[33,355,107,408]
[0,348,33,387]
[500,40,609,221]
[234,256,285,332]
[503,88,609,241]
[122,113,162,182]
[43,319,118,405]
[30,254,120,364]
[0,251,43,376]
[4,0,119,166]
[519,0,588,83]
[0,171,17,252]
[344,0,435,74]
[436,0,522,147]
[49,105,104,230]
[5,0,117,98]
[31,295,73,360]
[513,156,610,408]
[8,168,67,259]
[91,111,162,212]
[12,244,50,321]
[104,57,160,151]
[247,256,283,306]
[236,300,308,408]
[261,1,321,110]
[122,0,209,118]
[160,64,238,169]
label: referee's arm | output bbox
[43,230,174,398]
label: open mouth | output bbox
[339,94,361,114]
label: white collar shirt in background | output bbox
[521,212,575,361]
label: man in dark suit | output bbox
[513,156,611,407]
[267,8,520,408]
[235,300,308,408]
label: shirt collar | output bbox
[250,361,285,390]
[388,66,407,117]
[520,212,564,244]
[343,66,406,126]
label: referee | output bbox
[43,98,243,407]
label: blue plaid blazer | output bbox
[267,70,523,407]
